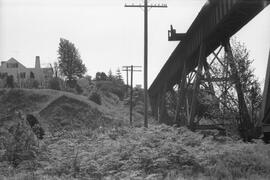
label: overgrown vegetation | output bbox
[1,125,269,179]
[0,113,40,168]
[96,80,125,100]
[88,91,102,105]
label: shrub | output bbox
[96,81,125,100]
[89,92,102,105]
[75,83,83,94]
[6,75,14,88]
[32,80,39,88]
[48,77,61,90]
[0,115,39,167]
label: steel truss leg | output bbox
[203,61,215,94]
[149,95,158,120]
[223,39,252,138]
[158,83,167,123]
[174,62,187,125]
[189,43,206,129]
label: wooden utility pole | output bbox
[122,66,129,94]
[122,65,142,126]
[130,65,134,125]
[124,1,167,128]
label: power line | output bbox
[124,0,167,128]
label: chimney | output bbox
[35,56,40,69]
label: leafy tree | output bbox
[95,72,107,81]
[210,40,262,140]
[247,79,262,124]
[229,40,262,125]
[85,75,92,84]
[50,61,60,78]
[57,38,87,87]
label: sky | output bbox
[0,0,269,88]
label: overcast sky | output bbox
[0,0,269,87]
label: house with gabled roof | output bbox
[0,56,53,88]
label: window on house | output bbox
[7,63,18,68]
[0,73,8,79]
[30,71,35,79]
[20,72,26,79]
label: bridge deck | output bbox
[149,0,269,97]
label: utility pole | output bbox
[122,66,129,94]
[125,0,167,128]
[122,65,142,126]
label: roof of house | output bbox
[5,57,28,69]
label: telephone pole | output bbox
[122,66,129,94]
[125,0,167,128]
[122,65,142,126]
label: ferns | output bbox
[1,124,270,179]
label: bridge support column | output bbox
[203,62,215,94]
[189,42,206,129]
[158,83,167,124]
[149,95,158,120]
[174,62,187,125]
[223,39,252,138]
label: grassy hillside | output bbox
[0,88,149,131]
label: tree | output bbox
[50,62,60,78]
[108,69,113,81]
[85,75,92,84]
[211,39,263,140]
[247,79,262,124]
[95,72,107,81]
[57,38,87,87]
[115,68,124,83]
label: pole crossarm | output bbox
[125,4,167,8]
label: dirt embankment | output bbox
[39,95,105,131]
[0,89,112,131]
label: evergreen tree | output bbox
[57,38,87,87]
[108,69,113,81]
[115,68,124,83]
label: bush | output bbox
[96,81,125,100]
[32,80,39,88]
[89,92,102,105]
[0,114,39,167]
[75,83,83,94]
[6,75,14,88]
[48,78,61,90]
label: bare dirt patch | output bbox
[39,95,105,131]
